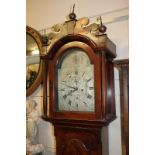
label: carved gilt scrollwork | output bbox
[40,17,116,58]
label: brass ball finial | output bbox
[69,4,76,20]
[98,16,107,33]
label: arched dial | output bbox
[57,49,95,112]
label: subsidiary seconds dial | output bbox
[57,49,95,112]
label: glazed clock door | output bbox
[57,48,95,112]
[49,41,102,120]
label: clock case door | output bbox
[45,34,116,124]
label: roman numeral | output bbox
[83,101,87,105]
[68,100,71,105]
[89,87,94,90]
[87,78,92,82]
[87,94,92,99]
[63,95,67,100]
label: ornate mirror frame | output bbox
[26,26,43,96]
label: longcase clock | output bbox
[41,15,116,155]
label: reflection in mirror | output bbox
[26,34,40,89]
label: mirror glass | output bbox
[26,34,40,89]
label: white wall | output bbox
[26,0,128,155]
[27,0,128,29]
[27,0,128,59]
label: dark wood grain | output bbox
[54,124,103,155]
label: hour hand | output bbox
[63,89,78,100]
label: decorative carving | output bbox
[40,17,116,56]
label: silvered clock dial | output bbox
[57,48,95,112]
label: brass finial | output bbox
[98,16,107,33]
[69,4,76,20]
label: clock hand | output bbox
[86,77,92,82]
[63,88,78,100]
[82,71,85,77]
[61,83,78,90]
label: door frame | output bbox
[114,59,129,155]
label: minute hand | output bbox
[62,83,78,90]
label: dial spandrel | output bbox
[57,49,95,112]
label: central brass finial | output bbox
[69,4,76,20]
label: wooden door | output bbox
[114,59,129,155]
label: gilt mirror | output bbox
[26,26,43,96]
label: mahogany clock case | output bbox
[42,34,116,126]
[40,33,117,155]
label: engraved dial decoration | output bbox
[57,48,95,112]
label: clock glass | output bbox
[57,48,95,112]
